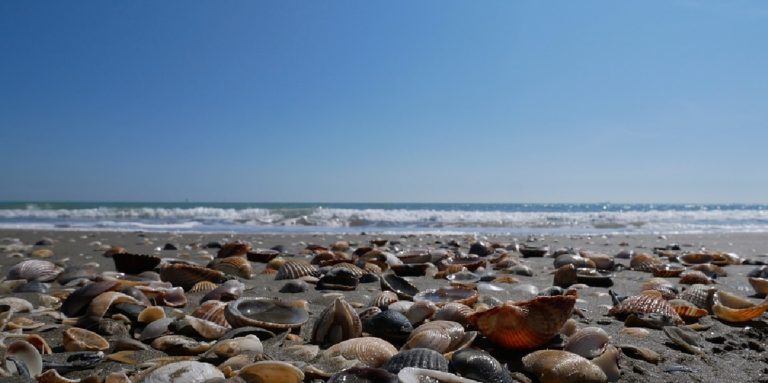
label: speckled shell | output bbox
[311,298,362,348]
[325,337,398,368]
[608,291,683,324]
[522,350,607,383]
[159,263,227,291]
[712,290,768,322]
[401,320,476,354]
[468,295,576,349]
[275,261,320,280]
[679,270,712,285]
[382,348,449,374]
[63,327,109,352]
[112,253,161,275]
[191,300,229,327]
[630,253,662,272]
[7,260,63,282]
[189,281,218,293]
[210,256,253,279]
[678,284,717,309]
[224,297,309,330]
[370,291,399,309]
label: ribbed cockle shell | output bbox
[401,320,476,354]
[608,290,683,325]
[324,337,398,368]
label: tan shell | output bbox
[237,361,304,383]
[175,316,230,339]
[650,264,685,278]
[609,290,683,324]
[151,335,211,356]
[370,291,399,309]
[191,300,229,327]
[749,277,768,296]
[36,369,81,383]
[217,242,252,258]
[401,320,476,354]
[630,253,662,272]
[432,303,474,328]
[7,260,63,282]
[679,253,713,265]
[275,260,319,280]
[324,337,398,368]
[87,291,141,319]
[330,262,367,278]
[679,270,712,285]
[405,300,438,326]
[224,297,309,330]
[138,306,166,324]
[468,295,576,349]
[5,340,43,377]
[189,281,218,293]
[712,290,768,322]
[310,298,362,348]
[63,327,110,352]
[564,327,610,359]
[210,335,263,358]
[24,334,52,355]
[640,278,678,300]
[691,263,727,277]
[211,256,253,279]
[522,350,607,383]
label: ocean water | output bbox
[0,202,766,235]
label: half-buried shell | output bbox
[112,253,161,275]
[382,348,449,374]
[224,297,309,331]
[275,260,319,280]
[468,295,576,349]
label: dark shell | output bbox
[575,268,614,287]
[382,348,449,374]
[224,297,309,331]
[13,281,49,293]
[280,280,309,294]
[327,367,398,383]
[437,257,485,272]
[247,249,280,263]
[390,264,431,277]
[469,241,493,256]
[380,274,419,300]
[328,262,368,278]
[57,265,100,285]
[201,280,244,303]
[363,310,413,344]
[159,263,227,291]
[519,245,549,258]
[316,267,359,291]
[61,280,120,317]
[275,261,320,280]
[450,348,514,383]
[7,260,63,282]
[217,242,252,258]
[747,266,768,279]
[112,253,161,275]
[397,249,432,264]
[310,298,362,348]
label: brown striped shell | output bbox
[608,290,683,324]
[679,252,713,265]
[358,306,382,323]
[274,261,320,280]
[159,263,227,291]
[224,297,309,330]
[630,253,663,272]
[189,281,218,293]
[7,260,63,282]
[678,284,717,309]
[712,290,768,322]
[690,263,727,277]
[370,291,399,309]
[668,299,708,320]
[401,320,476,354]
[324,337,398,368]
[192,300,229,327]
[329,262,368,278]
[679,270,712,285]
[468,295,576,349]
[210,256,253,279]
[310,298,362,348]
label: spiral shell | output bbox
[7,260,63,282]
[469,295,576,349]
[324,337,398,368]
[159,263,227,291]
[275,261,320,280]
[402,320,476,354]
[608,290,683,324]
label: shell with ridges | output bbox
[210,256,253,279]
[310,297,362,348]
[87,291,142,319]
[324,337,398,368]
[608,290,683,324]
[468,295,576,349]
[112,253,161,275]
[7,260,63,282]
[159,263,227,291]
[189,281,218,293]
[382,348,449,374]
[678,284,717,309]
[275,260,319,280]
[679,270,712,285]
[191,300,229,327]
[405,300,438,326]
[401,320,476,354]
[370,291,399,309]
[630,253,662,272]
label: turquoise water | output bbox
[0,202,766,235]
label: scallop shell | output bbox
[210,256,253,279]
[330,262,368,278]
[224,297,309,330]
[382,348,449,374]
[191,300,229,327]
[650,264,685,278]
[63,327,110,352]
[431,305,478,327]
[358,306,382,323]
[413,286,478,307]
[201,279,245,303]
[247,249,280,263]
[522,350,607,383]
[640,277,678,300]
[159,263,227,291]
[712,290,768,322]
[112,253,161,275]
[189,281,218,293]
[468,295,576,349]
[401,320,476,354]
[275,260,320,280]
[679,270,712,285]
[749,277,768,297]
[7,260,63,282]
[238,361,304,383]
[324,337,398,368]
[564,327,610,359]
[608,290,683,324]
[630,253,662,272]
[5,340,43,377]
[310,298,362,348]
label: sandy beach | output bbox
[1,228,767,383]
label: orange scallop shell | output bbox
[468,295,575,349]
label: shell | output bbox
[151,335,212,356]
[432,303,474,327]
[678,284,717,309]
[363,310,414,344]
[468,295,576,349]
[87,291,142,320]
[63,327,110,352]
[413,286,478,307]
[564,327,610,359]
[191,300,229,327]
[138,361,224,383]
[405,300,438,326]
[316,267,359,291]
[391,264,432,277]
[172,316,229,340]
[680,252,713,265]
[640,278,678,300]
[201,279,245,303]
[279,280,309,294]
[668,299,708,320]
[522,350,607,383]
[553,264,578,288]
[663,326,704,355]
[327,367,398,383]
[112,253,161,275]
[329,262,368,278]
[608,291,683,324]
[679,270,712,285]
[583,253,614,270]
[401,320,476,354]
[382,348,449,374]
[370,291,399,309]
[712,290,768,322]
[449,348,513,383]
[380,274,419,300]
[247,249,280,263]
[4,340,43,377]
[210,256,253,279]
[7,260,63,282]
[274,260,319,280]
[591,345,620,382]
[210,335,263,358]
[159,263,227,291]
[619,344,660,364]
[324,337,398,368]
[36,369,81,383]
[650,264,685,278]
[554,254,595,269]
[189,281,218,293]
[749,277,768,297]
[519,245,549,258]
[690,263,727,277]
[224,297,309,330]
[630,253,662,272]
[358,306,382,323]
[397,368,480,383]
[437,257,485,272]
[310,298,362,348]
[217,242,252,258]
[237,361,304,383]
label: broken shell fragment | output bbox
[5,340,43,377]
[711,290,768,322]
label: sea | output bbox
[0,202,767,236]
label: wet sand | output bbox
[1,229,767,382]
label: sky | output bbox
[1,1,767,204]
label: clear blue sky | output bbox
[1,1,767,203]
